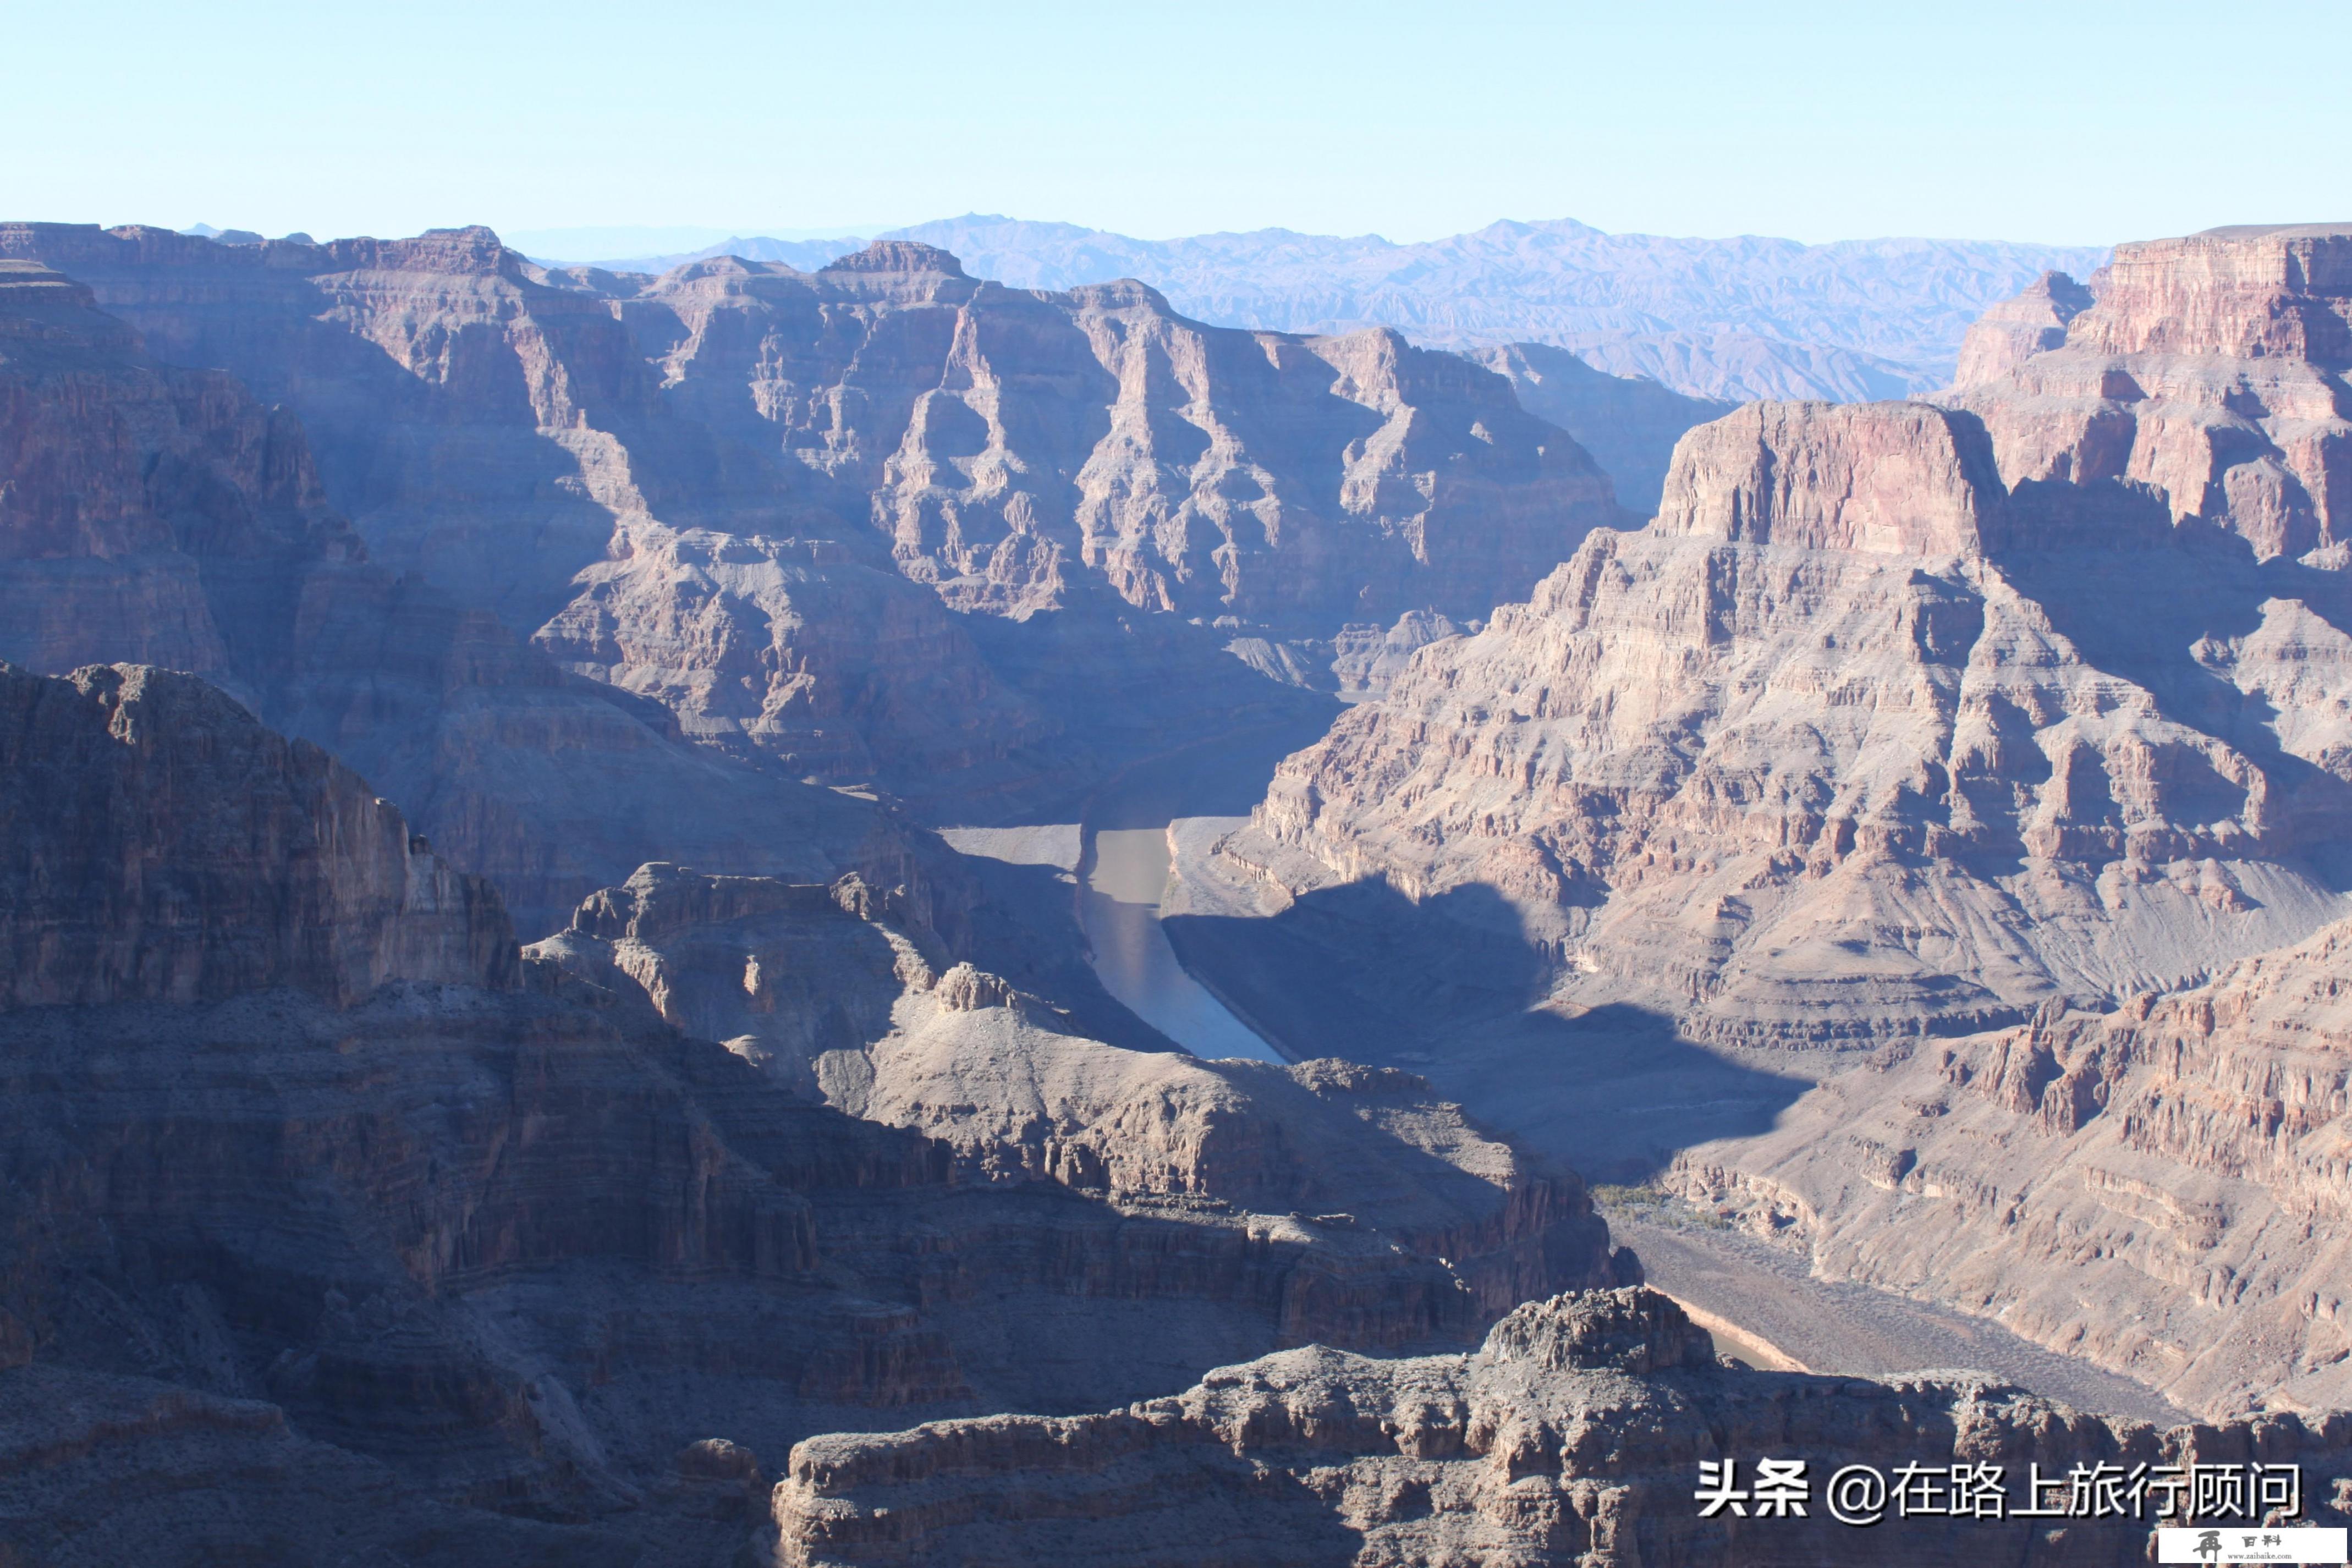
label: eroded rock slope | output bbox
[0,662,1619,1565]
[0,254,910,935]
[0,222,1625,807]
[1188,223,2352,1420]
[767,1288,2352,1567]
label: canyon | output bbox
[7,208,2352,1567]
[1172,222,2352,1421]
[0,659,1619,1565]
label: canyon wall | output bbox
[1676,902,2352,1418]
[1237,228,2352,1054]
[768,1287,2352,1567]
[0,248,936,935]
[0,223,1620,810]
[1950,223,2352,562]
[1193,222,2352,1421]
[0,661,1619,1563]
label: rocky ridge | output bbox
[0,662,1620,1564]
[1237,389,2352,1050]
[0,249,915,936]
[527,861,1621,1334]
[834,215,2111,399]
[1950,223,2352,561]
[0,662,510,1006]
[0,222,1620,805]
[766,1286,2352,1567]
[1673,907,2352,1418]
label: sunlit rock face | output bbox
[1248,383,2352,1049]
[1950,223,2352,562]
[0,223,1622,812]
[1677,912,2352,1418]
[1223,227,2352,1422]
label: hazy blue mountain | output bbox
[559,213,2109,402]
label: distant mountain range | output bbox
[560,215,2111,403]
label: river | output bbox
[1069,722,1338,1064]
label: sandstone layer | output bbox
[1241,393,2352,1050]
[1950,223,2352,562]
[767,1287,2352,1567]
[1177,225,2352,1423]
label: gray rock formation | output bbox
[1673,911,2352,1418]
[1238,392,2352,1053]
[0,662,512,1006]
[0,250,914,936]
[0,663,1620,1563]
[526,861,1621,1337]
[1463,342,1735,515]
[0,222,1616,810]
[766,1287,2352,1566]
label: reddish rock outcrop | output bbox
[1950,223,2352,560]
[1652,399,2006,554]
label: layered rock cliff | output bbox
[0,222,1617,808]
[1950,223,2352,561]
[767,1287,2352,1567]
[0,663,1620,1563]
[0,662,512,1005]
[1673,911,2352,1417]
[0,247,916,934]
[527,861,1621,1340]
[1239,393,2352,1050]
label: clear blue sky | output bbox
[8,0,2345,248]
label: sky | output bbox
[8,0,2348,250]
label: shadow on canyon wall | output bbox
[1166,876,1812,1183]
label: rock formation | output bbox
[0,662,512,1006]
[766,1287,2352,1567]
[1465,341,1735,514]
[0,223,1617,808]
[527,861,1621,1335]
[1950,223,2352,560]
[0,250,918,936]
[1673,910,2352,1418]
[0,663,1619,1563]
[1171,225,2352,1424]
[1235,392,2352,1052]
